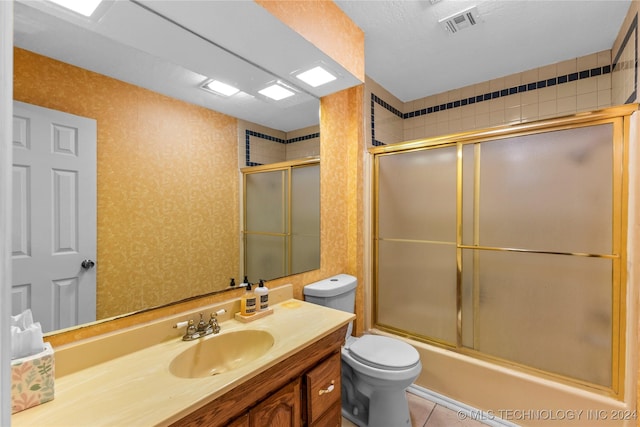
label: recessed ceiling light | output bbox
[202,80,240,97]
[259,84,295,101]
[295,66,337,87]
[47,0,103,17]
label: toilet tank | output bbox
[303,274,357,314]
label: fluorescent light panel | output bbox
[295,66,337,87]
[47,0,103,16]
[203,80,240,97]
[259,84,295,101]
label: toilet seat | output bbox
[347,335,420,370]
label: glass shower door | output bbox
[374,116,626,392]
[245,169,289,281]
[376,145,458,345]
[460,124,615,387]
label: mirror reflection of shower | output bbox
[243,158,320,282]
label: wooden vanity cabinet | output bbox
[250,378,301,426]
[170,326,346,427]
[228,382,303,427]
[303,352,341,427]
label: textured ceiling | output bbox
[336,0,632,102]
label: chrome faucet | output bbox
[173,309,226,341]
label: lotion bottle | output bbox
[255,279,269,311]
[240,282,256,316]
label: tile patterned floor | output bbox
[342,391,489,427]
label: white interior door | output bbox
[11,101,96,333]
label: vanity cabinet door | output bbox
[310,402,341,427]
[250,378,301,427]
[305,352,341,426]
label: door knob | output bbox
[81,259,95,269]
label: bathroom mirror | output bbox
[10,0,361,334]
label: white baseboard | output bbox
[407,384,520,427]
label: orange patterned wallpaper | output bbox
[256,0,365,82]
[13,48,239,320]
[322,85,365,334]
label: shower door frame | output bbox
[370,104,636,399]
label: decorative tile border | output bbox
[245,129,320,166]
[371,64,613,146]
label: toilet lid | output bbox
[347,335,420,370]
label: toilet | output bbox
[303,274,422,427]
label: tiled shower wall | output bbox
[238,119,320,167]
[367,37,636,147]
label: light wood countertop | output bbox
[12,292,354,427]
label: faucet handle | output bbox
[186,319,196,335]
[174,318,196,333]
[209,314,220,334]
[208,309,226,334]
[173,320,189,329]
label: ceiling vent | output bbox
[439,6,480,34]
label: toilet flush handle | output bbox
[318,380,335,396]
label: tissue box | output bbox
[11,342,55,414]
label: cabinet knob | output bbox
[318,380,335,395]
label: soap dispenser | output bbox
[240,275,249,288]
[255,279,269,311]
[240,282,257,316]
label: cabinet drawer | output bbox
[305,352,341,425]
[311,402,341,427]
